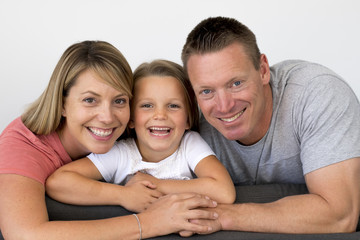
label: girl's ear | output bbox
[128,120,135,129]
[186,119,190,130]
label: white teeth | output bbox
[150,127,170,131]
[151,132,169,136]
[220,110,244,122]
[149,127,170,136]
[88,127,113,137]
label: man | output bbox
[181,16,360,233]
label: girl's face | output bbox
[60,69,130,159]
[129,76,190,162]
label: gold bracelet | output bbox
[133,214,142,240]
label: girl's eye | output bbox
[141,103,152,108]
[83,98,95,103]
[169,104,180,109]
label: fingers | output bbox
[179,230,194,237]
[140,180,157,189]
[187,209,218,220]
[182,219,214,234]
[183,194,218,210]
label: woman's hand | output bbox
[138,193,219,238]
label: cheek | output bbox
[197,100,212,114]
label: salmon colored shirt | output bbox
[0,117,71,185]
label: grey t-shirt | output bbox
[200,60,360,185]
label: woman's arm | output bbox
[0,174,218,240]
[46,157,163,212]
[128,155,236,204]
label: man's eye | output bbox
[83,98,95,103]
[201,89,211,95]
[233,81,241,87]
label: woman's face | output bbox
[59,69,130,159]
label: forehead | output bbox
[134,75,185,96]
[186,43,253,86]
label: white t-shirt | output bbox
[88,131,215,185]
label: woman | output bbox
[0,41,217,240]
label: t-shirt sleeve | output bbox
[182,131,216,171]
[296,75,360,174]
[87,141,129,184]
[0,137,55,185]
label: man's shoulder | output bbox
[271,60,339,80]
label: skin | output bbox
[46,75,235,213]
[59,69,131,159]
[184,42,360,233]
[129,76,191,162]
[0,69,219,240]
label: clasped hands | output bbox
[125,171,224,236]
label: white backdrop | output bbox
[1,0,359,133]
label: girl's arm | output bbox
[128,155,236,204]
[46,157,163,212]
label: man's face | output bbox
[186,42,272,145]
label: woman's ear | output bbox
[61,108,66,117]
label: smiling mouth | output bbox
[219,109,246,122]
[88,127,114,137]
[149,127,171,136]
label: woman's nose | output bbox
[97,105,114,124]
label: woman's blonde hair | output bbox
[133,59,199,131]
[22,40,133,135]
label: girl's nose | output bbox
[153,107,167,120]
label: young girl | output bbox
[46,60,235,213]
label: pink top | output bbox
[0,117,71,185]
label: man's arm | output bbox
[194,157,359,234]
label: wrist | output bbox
[133,214,142,240]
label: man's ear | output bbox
[259,54,270,85]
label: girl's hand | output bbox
[122,179,163,212]
[126,171,159,186]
